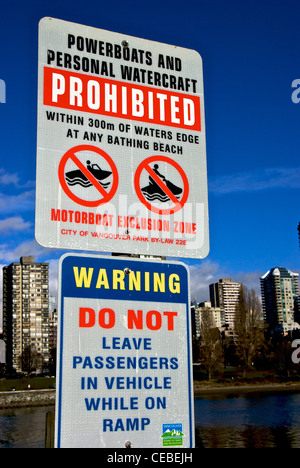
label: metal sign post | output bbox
[36,17,209,259]
[55,254,194,448]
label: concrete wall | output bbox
[0,389,55,409]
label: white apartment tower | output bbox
[192,301,225,338]
[2,256,49,373]
[260,267,300,330]
[209,278,241,327]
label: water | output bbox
[1,392,300,448]
[0,406,54,448]
[195,392,300,448]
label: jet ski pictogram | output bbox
[141,164,182,202]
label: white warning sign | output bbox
[36,17,209,258]
[55,254,195,448]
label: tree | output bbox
[48,347,57,376]
[234,286,265,377]
[19,346,44,375]
[199,308,223,380]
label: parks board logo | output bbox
[161,424,184,446]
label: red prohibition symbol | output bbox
[134,155,189,215]
[58,145,118,208]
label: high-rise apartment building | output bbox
[260,267,300,330]
[191,301,225,338]
[3,256,49,373]
[48,296,58,351]
[209,278,241,326]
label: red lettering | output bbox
[163,311,178,331]
[146,310,162,330]
[79,307,115,329]
[79,307,96,328]
[44,67,201,131]
[127,309,177,331]
[98,308,115,329]
[128,309,143,329]
[51,208,60,221]
[80,308,177,330]
[174,221,197,233]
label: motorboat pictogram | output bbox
[65,160,112,189]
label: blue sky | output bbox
[0,0,300,315]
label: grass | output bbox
[193,365,300,386]
[0,377,55,392]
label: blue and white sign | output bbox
[55,253,194,448]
